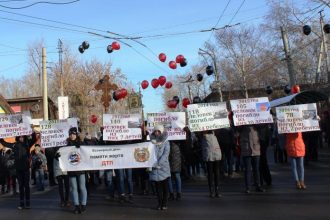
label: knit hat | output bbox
[69,127,78,135]
[153,124,164,134]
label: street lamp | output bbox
[198,48,223,102]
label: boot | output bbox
[296,181,302,189]
[215,187,221,198]
[300,181,307,189]
[176,193,181,201]
[168,193,175,201]
[209,186,215,198]
[73,205,81,214]
[80,205,86,213]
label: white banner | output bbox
[0,114,33,138]
[276,103,320,134]
[147,112,186,140]
[103,114,142,141]
[187,102,230,132]
[58,96,69,120]
[40,118,78,148]
[230,97,273,126]
[58,142,156,171]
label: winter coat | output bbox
[149,131,171,182]
[169,141,182,173]
[200,132,222,162]
[32,152,47,170]
[239,126,261,157]
[285,132,305,157]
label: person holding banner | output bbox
[238,125,265,194]
[149,124,171,211]
[66,127,88,214]
[285,132,307,190]
[0,133,36,210]
[198,130,222,198]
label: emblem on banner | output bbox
[68,151,81,165]
[134,148,150,162]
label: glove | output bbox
[54,152,61,160]
[75,144,80,148]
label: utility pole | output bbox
[241,56,249,98]
[42,47,48,120]
[280,26,296,87]
[198,48,223,102]
[58,39,64,96]
[319,10,330,82]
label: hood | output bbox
[150,131,168,146]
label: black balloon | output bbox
[193,96,202,104]
[173,96,180,104]
[180,58,187,67]
[265,86,273,95]
[82,41,90,50]
[107,45,113,53]
[284,85,291,94]
[112,91,119,101]
[303,25,311,35]
[197,73,203,82]
[78,45,84,54]
[323,24,330,34]
[206,65,214,75]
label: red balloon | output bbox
[151,78,160,89]
[119,88,128,98]
[175,54,185,63]
[90,114,97,124]
[111,41,120,50]
[165,81,172,89]
[182,98,191,108]
[159,53,166,62]
[167,100,177,108]
[169,61,177,69]
[141,80,149,89]
[291,85,300,94]
[158,76,166,86]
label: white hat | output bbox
[154,124,164,134]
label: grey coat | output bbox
[239,126,261,157]
[149,131,171,182]
[53,149,67,177]
[200,132,222,162]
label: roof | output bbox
[269,90,329,107]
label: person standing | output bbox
[149,124,171,211]
[239,125,264,193]
[199,130,222,198]
[67,127,88,214]
[0,133,36,209]
[168,140,183,201]
[286,132,306,189]
[31,145,47,191]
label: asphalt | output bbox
[1,146,330,220]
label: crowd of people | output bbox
[0,111,329,214]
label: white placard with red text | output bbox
[147,112,186,140]
[103,114,142,141]
[230,97,273,126]
[276,103,320,134]
[40,118,78,148]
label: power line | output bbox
[0,0,79,10]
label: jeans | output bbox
[242,156,261,190]
[17,170,30,207]
[69,174,87,206]
[289,157,304,181]
[35,169,45,191]
[105,170,115,196]
[117,169,133,195]
[168,172,182,194]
